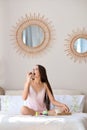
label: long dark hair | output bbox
[37,65,53,110]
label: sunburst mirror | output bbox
[64,28,87,63]
[11,13,55,56]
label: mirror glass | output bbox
[74,38,87,53]
[22,25,44,47]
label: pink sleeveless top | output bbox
[24,86,47,112]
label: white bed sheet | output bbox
[0,113,87,130]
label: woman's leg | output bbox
[21,106,36,116]
[48,109,56,116]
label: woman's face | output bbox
[33,65,40,78]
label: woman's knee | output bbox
[21,106,35,115]
[21,106,28,115]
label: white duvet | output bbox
[0,113,87,130]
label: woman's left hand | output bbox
[62,104,70,113]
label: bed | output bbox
[0,89,87,130]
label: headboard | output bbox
[5,89,83,95]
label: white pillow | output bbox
[51,95,85,113]
[0,96,24,114]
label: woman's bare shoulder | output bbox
[43,82,48,89]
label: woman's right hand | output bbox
[26,72,32,82]
[23,72,33,100]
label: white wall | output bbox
[0,0,87,92]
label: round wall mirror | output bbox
[11,13,55,56]
[65,28,87,63]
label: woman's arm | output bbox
[45,84,69,112]
[22,73,32,100]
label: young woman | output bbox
[21,65,70,116]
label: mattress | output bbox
[0,113,87,130]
